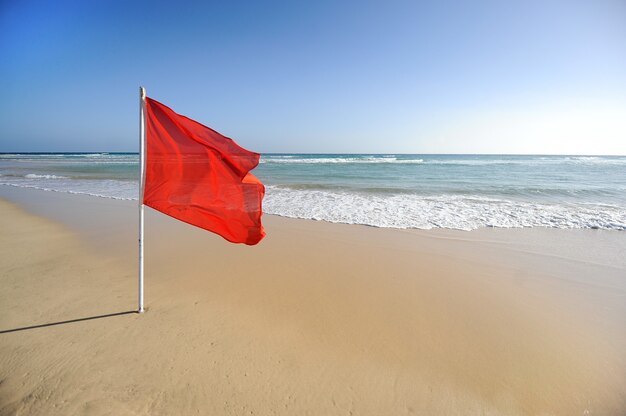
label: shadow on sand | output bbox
[0,310,137,334]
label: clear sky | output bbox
[1,0,625,154]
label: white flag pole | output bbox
[138,86,146,313]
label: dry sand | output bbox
[1,188,625,415]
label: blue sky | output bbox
[1,0,625,154]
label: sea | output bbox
[1,153,625,231]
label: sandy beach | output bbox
[1,187,625,415]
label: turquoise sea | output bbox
[1,153,625,230]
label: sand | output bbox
[1,188,625,415]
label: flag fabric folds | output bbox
[143,97,265,245]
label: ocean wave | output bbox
[0,179,137,200]
[0,183,136,201]
[258,155,626,166]
[24,174,68,179]
[2,173,625,231]
[421,157,626,166]
[0,153,137,162]
[261,156,424,164]
[263,186,626,231]
[571,156,599,161]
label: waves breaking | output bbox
[2,153,625,231]
[1,180,624,231]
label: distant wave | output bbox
[260,155,626,166]
[422,157,626,166]
[24,174,68,179]
[261,156,424,164]
[0,153,136,163]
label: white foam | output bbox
[421,157,626,166]
[24,174,68,179]
[261,156,424,164]
[0,179,137,200]
[0,183,136,201]
[2,180,625,231]
[263,186,626,231]
[259,156,626,166]
[572,156,599,161]
[0,153,137,164]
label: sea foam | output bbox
[261,156,424,164]
[25,174,68,179]
[263,186,626,231]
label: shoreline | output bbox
[2,185,625,277]
[1,186,625,415]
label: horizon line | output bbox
[1,151,625,157]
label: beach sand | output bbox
[1,188,625,415]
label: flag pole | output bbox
[138,86,146,313]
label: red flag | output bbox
[143,97,265,245]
